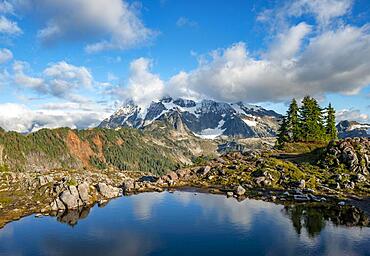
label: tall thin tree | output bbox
[325,103,337,141]
[287,98,300,142]
[276,116,290,147]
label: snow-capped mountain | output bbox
[99,97,282,139]
[336,120,370,138]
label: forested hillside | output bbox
[0,127,195,175]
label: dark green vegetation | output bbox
[0,127,187,175]
[277,96,337,147]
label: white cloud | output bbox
[336,109,369,123]
[0,16,21,34]
[43,61,93,88]
[167,23,370,103]
[115,58,165,107]
[289,0,353,27]
[0,1,14,14]
[12,61,94,102]
[176,17,198,28]
[13,61,46,92]
[0,102,110,133]
[268,22,311,63]
[15,0,155,52]
[0,48,13,64]
[258,0,352,29]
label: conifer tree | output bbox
[276,116,290,147]
[286,98,300,142]
[325,103,337,141]
[299,96,325,142]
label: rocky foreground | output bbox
[0,138,369,228]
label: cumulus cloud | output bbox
[15,0,155,52]
[113,58,165,107]
[0,48,13,64]
[336,109,369,123]
[167,23,370,103]
[288,0,353,27]
[12,61,94,102]
[258,0,353,29]
[0,16,21,34]
[268,22,311,63]
[0,102,110,133]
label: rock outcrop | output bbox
[324,138,370,175]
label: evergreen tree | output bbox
[325,103,337,141]
[286,98,300,142]
[299,96,325,142]
[276,116,290,147]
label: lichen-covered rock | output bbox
[60,188,80,209]
[166,171,178,181]
[50,198,66,211]
[323,138,370,175]
[77,182,89,204]
[97,183,121,199]
[122,179,135,192]
[197,166,211,176]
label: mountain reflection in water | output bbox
[0,191,369,256]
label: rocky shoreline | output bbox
[0,166,369,229]
[1,138,369,229]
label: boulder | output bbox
[226,191,233,197]
[77,182,89,204]
[122,179,135,192]
[197,166,211,176]
[97,183,121,199]
[176,169,191,179]
[235,185,246,196]
[60,189,80,209]
[167,171,179,181]
[50,198,66,211]
[355,173,366,182]
[255,177,266,186]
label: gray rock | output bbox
[97,183,121,199]
[198,166,211,176]
[293,194,310,201]
[167,171,179,181]
[77,182,89,204]
[50,198,66,211]
[122,179,135,192]
[60,189,80,209]
[235,185,246,196]
[255,176,266,186]
[355,173,366,182]
[226,191,233,197]
[298,180,305,189]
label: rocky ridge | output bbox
[336,120,370,139]
[99,97,282,139]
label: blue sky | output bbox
[0,0,370,132]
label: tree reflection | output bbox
[284,203,370,237]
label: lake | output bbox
[0,191,369,256]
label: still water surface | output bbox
[0,191,369,256]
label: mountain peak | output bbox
[99,97,282,139]
[337,120,370,138]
